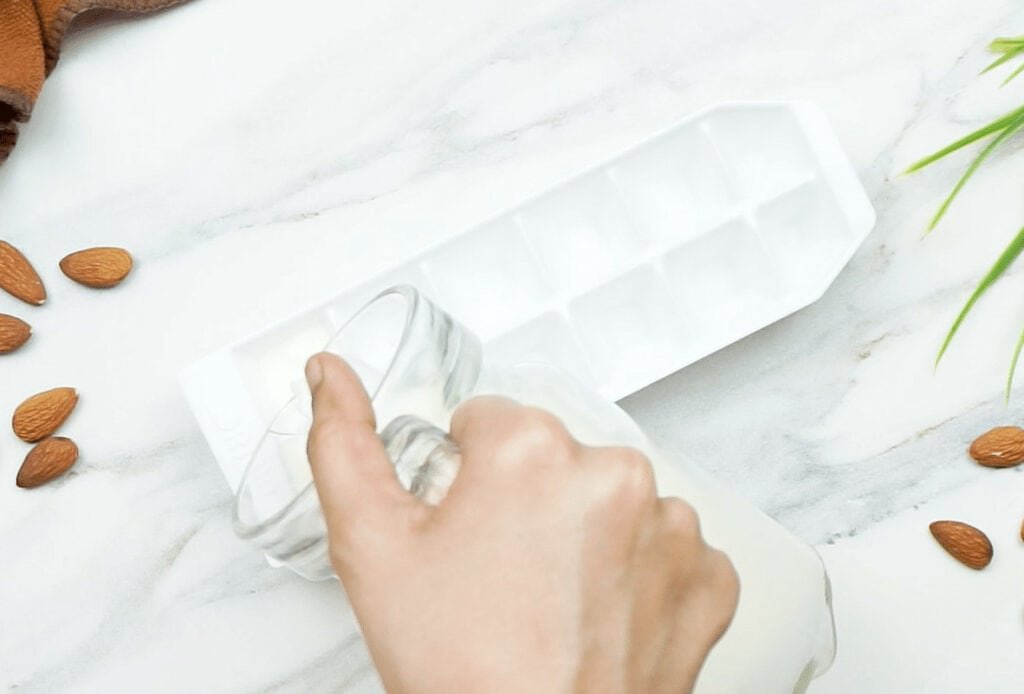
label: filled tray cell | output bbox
[517,173,649,294]
[568,267,690,396]
[423,219,550,339]
[485,313,593,386]
[662,218,783,343]
[610,127,735,245]
[234,311,338,422]
[755,179,852,296]
[706,104,817,202]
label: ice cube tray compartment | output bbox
[517,172,650,294]
[755,179,852,295]
[233,311,338,423]
[181,101,876,489]
[705,106,818,201]
[569,268,691,396]
[323,262,434,328]
[661,217,783,345]
[608,124,735,243]
[423,219,550,339]
[487,313,593,386]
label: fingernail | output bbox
[305,355,324,389]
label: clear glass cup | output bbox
[233,284,836,693]
[233,286,480,580]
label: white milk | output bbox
[479,363,835,694]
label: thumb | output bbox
[305,352,416,544]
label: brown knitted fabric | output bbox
[0,0,188,165]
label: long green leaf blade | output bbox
[937,225,1024,366]
[982,36,1024,83]
[1005,325,1024,402]
[982,51,1019,75]
[989,36,1024,52]
[925,112,1024,233]
[903,105,1024,174]
[1002,61,1024,86]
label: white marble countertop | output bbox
[3,0,1024,691]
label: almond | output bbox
[968,426,1024,468]
[929,520,993,570]
[0,313,31,353]
[12,387,78,442]
[0,240,46,305]
[16,437,79,488]
[59,247,133,288]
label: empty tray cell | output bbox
[423,219,550,339]
[609,127,735,245]
[517,173,649,294]
[485,313,593,385]
[662,218,783,344]
[705,105,816,201]
[325,263,433,329]
[755,179,852,297]
[569,268,690,396]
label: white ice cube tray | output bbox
[182,101,875,490]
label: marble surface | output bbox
[3,0,1024,691]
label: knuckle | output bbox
[715,549,740,599]
[706,549,741,632]
[450,395,496,428]
[612,447,657,500]
[516,407,569,439]
[501,408,576,462]
[590,447,656,510]
[450,395,517,440]
[661,497,700,538]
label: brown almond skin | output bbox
[1020,516,1024,544]
[0,240,46,305]
[60,247,133,288]
[0,313,31,354]
[929,520,993,570]
[17,437,79,488]
[12,387,78,442]
[969,426,1024,468]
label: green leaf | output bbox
[986,36,1024,57]
[902,105,1024,175]
[982,51,1019,75]
[920,33,1024,400]
[937,225,1024,367]
[990,36,1024,46]
[988,36,1024,54]
[924,111,1024,233]
[1005,325,1024,402]
[1002,61,1024,86]
[982,36,1024,83]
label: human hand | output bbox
[305,352,738,693]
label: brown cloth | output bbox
[0,0,187,164]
